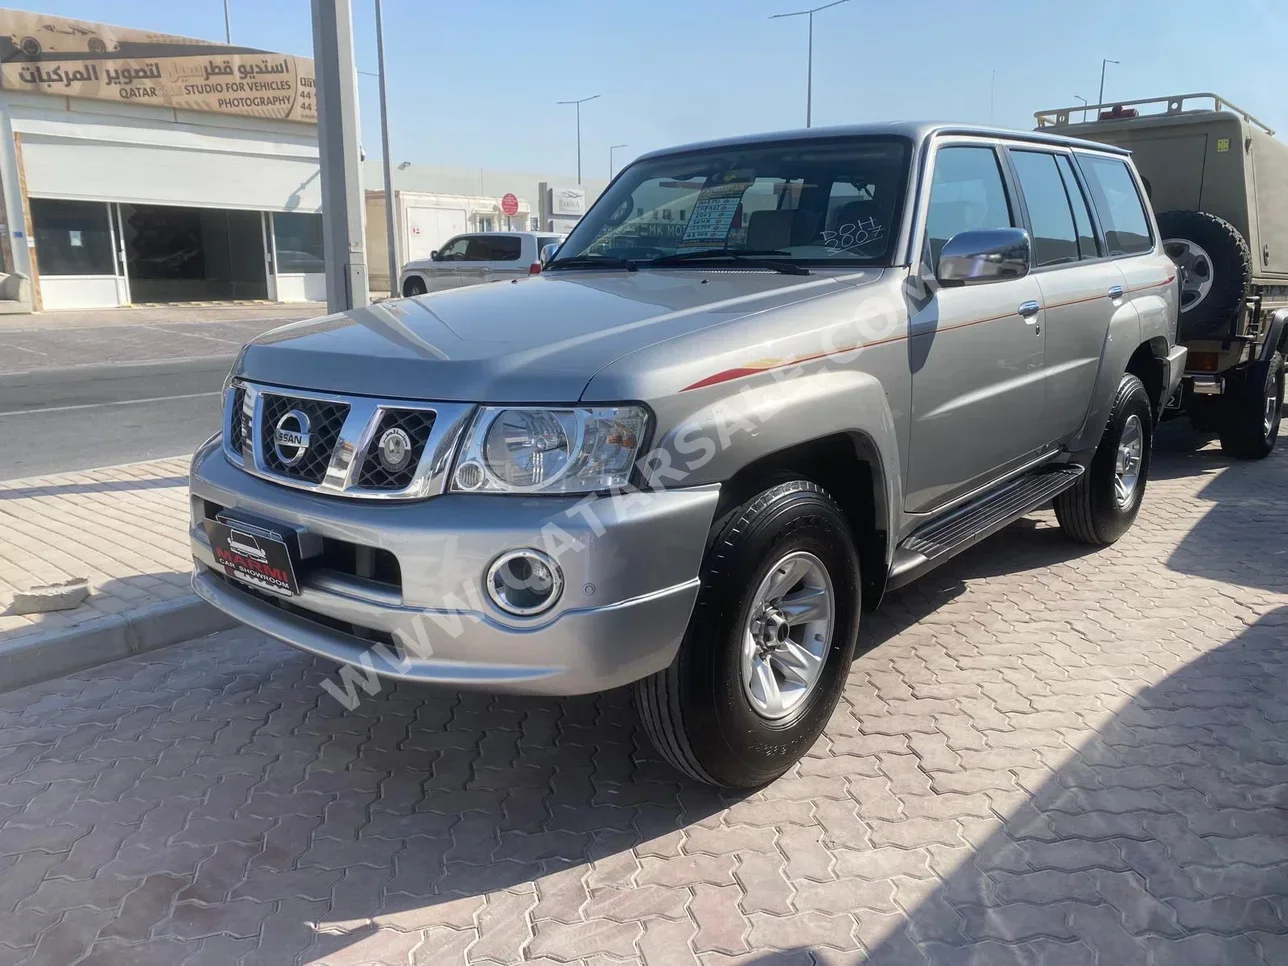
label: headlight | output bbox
[451,405,649,493]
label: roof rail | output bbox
[1034,93,1274,136]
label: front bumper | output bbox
[189,438,719,695]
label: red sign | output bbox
[500,192,519,217]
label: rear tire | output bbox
[636,480,860,788]
[1055,374,1153,545]
[1220,351,1284,459]
[1157,210,1251,341]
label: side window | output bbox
[438,237,468,259]
[1055,155,1099,259]
[1076,154,1153,256]
[1010,150,1079,267]
[466,236,522,260]
[925,146,1013,268]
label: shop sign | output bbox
[0,10,316,123]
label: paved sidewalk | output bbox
[0,458,229,690]
[0,427,1286,964]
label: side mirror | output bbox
[935,228,1031,287]
[539,242,560,266]
[430,250,440,261]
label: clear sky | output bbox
[20,0,1288,180]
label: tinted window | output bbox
[926,146,1013,268]
[1056,155,1099,259]
[1077,154,1152,255]
[1011,151,1079,267]
[465,235,522,260]
[31,198,115,275]
[272,211,324,273]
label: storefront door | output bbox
[118,203,269,303]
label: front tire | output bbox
[1219,351,1284,459]
[402,276,427,297]
[636,480,860,788]
[1055,373,1153,545]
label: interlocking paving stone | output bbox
[0,427,1286,963]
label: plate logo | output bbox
[273,409,312,466]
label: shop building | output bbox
[0,9,323,311]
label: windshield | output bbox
[553,137,911,268]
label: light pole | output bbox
[1074,94,1089,123]
[1097,59,1119,110]
[556,94,600,184]
[609,143,627,179]
[374,0,398,298]
[769,0,850,128]
[223,0,231,43]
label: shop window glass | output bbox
[273,211,325,273]
[31,199,115,275]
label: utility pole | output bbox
[769,0,850,128]
[556,94,600,184]
[311,0,369,312]
[374,0,398,298]
[223,0,231,43]
[609,143,627,179]
[1097,58,1119,111]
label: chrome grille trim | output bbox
[222,381,476,501]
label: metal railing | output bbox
[1034,93,1274,136]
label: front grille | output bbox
[228,386,249,455]
[357,409,436,490]
[260,394,349,484]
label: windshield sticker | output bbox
[681,181,751,247]
[822,217,885,255]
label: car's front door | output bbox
[906,141,1049,513]
[428,235,469,291]
[1007,146,1119,443]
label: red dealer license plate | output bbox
[206,518,300,597]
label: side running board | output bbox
[886,465,1084,592]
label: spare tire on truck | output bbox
[1157,210,1251,341]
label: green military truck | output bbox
[1036,93,1288,457]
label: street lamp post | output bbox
[1074,94,1089,123]
[556,94,600,184]
[223,0,231,43]
[374,0,399,298]
[1097,59,1119,111]
[609,143,627,180]
[769,0,850,128]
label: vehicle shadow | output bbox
[852,604,1288,965]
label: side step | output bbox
[886,465,1084,592]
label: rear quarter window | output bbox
[1076,154,1153,256]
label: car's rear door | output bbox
[1005,145,1119,443]
[466,234,523,285]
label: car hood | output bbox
[236,269,883,402]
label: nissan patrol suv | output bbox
[191,122,1183,788]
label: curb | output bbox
[0,594,237,694]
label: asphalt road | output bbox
[0,358,231,480]
[0,311,316,480]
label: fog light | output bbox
[485,549,563,616]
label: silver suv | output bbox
[191,122,1184,788]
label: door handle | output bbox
[1108,284,1124,300]
[1019,300,1041,320]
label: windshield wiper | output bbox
[546,253,637,272]
[645,249,810,276]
